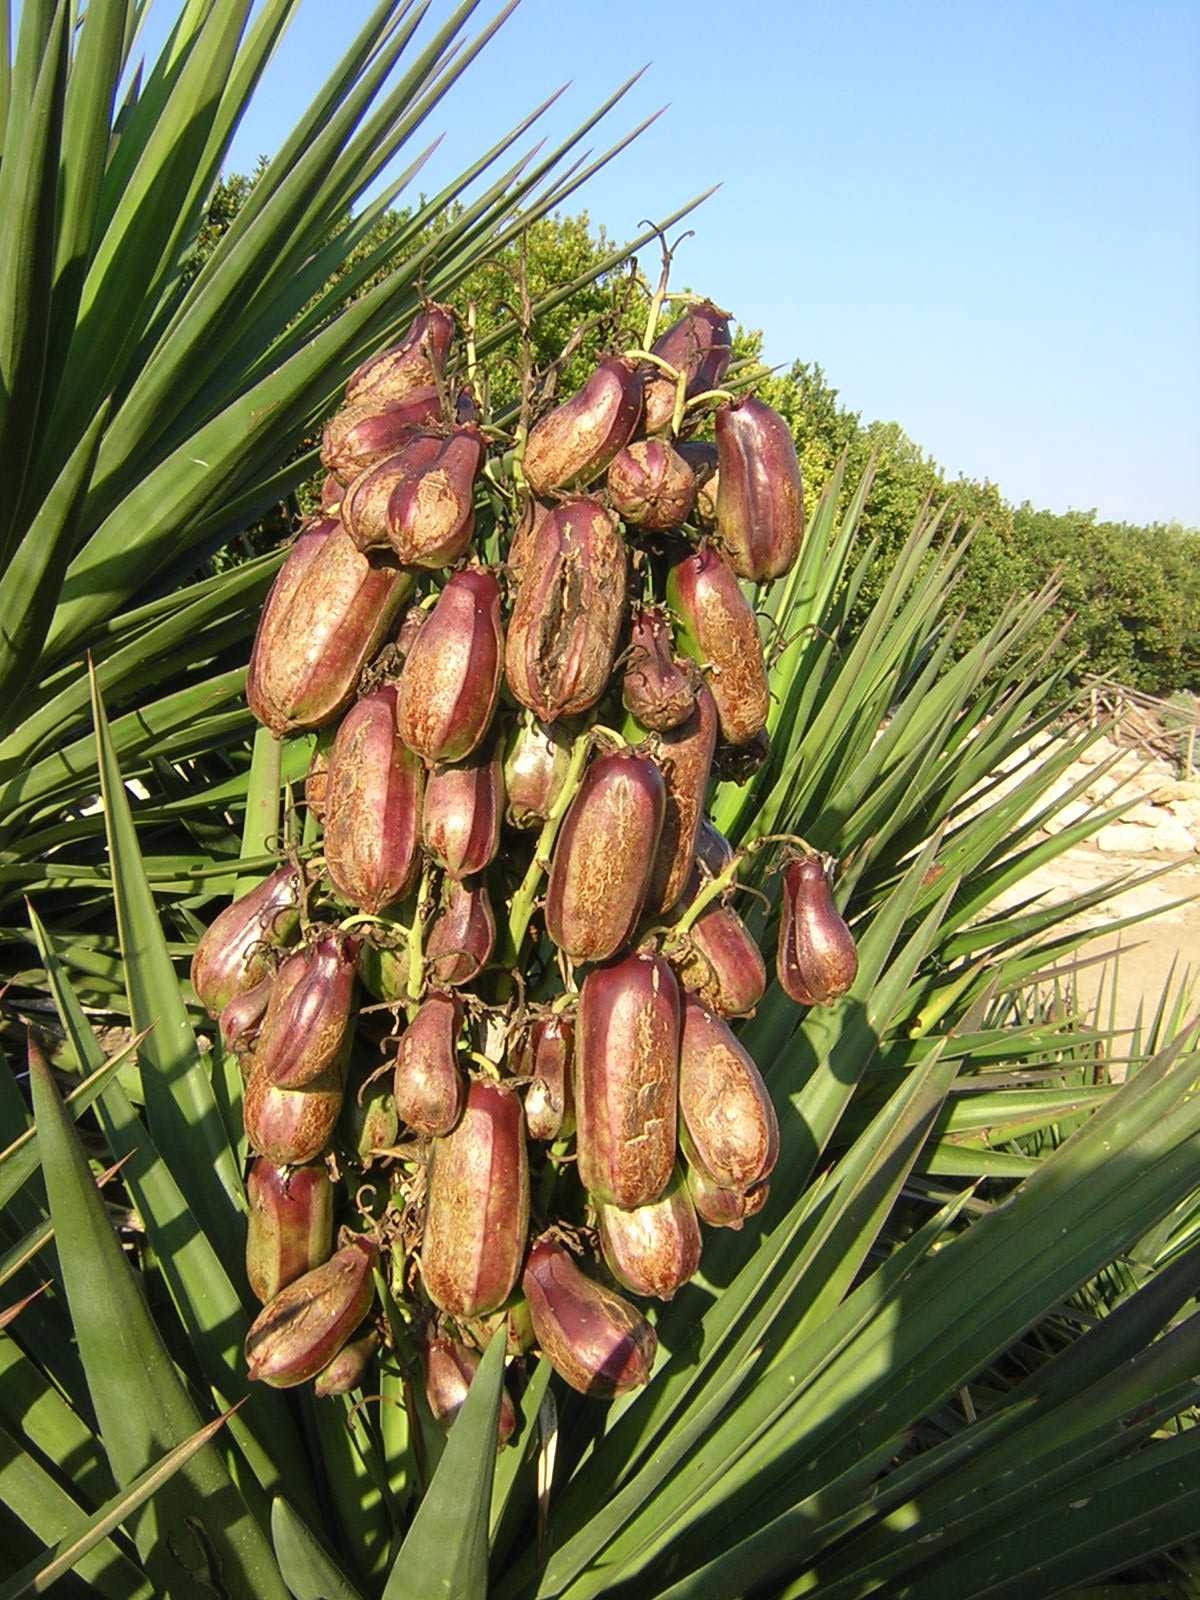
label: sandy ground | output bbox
[1003,841,1200,1046]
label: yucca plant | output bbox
[1,3,1198,1598]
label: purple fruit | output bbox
[715,395,805,581]
[544,749,666,964]
[396,568,504,765]
[247,520,413,736]
[521,1235,656,1398]
[255,936,358,1090]
[245,1158,334,1305]
[424,877,495,989]
[666,543,770,747]
[641,300,732,435]
[678,995,778,1194]
[504,497,628,722]
[244,1235,378,1388]
[776,854,858,1005]
[422,735,503,880]
[575,952,680,1209]
[420,1079,529,1318]
[323,685,424,913]
[596,1165,701,1300]
[392,992,465,1137]
[190,865,301,1018]
[522,357,642,494]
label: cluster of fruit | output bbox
[189,294,857,1425]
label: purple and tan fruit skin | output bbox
[244,1235,378,1388]
[255,936,358,1090]
[671,886,766,1018]
[313,1331,380,1397]
[243,1055,345,1166]
[386,428,484,568]
[505,498,628,722]
[245,1158,334,1304]
[666,543,770,747]
[190,865,301,1017]
[777,855,858,1005]
[340,432,443,550]
[503,714,572,829]
[521,1235,656,1398]
[323,685,424,913]
[344,305,455,409]
[422,736,503,879]
[395,568,504,765]
[219,976,272,1058]
[392,992,465,1137]
[420,1337,517,1443]
[676,439,719,526]
[678,995,778,1195]
[596,1165,701,1300]
[522,357,642,494]
[641,300,732,435]
[247,521,414,736]
[420,1079,529,1318]
[686,1162,770,1231]
[607,439,697,530]
[575,952,680,1209]
[621,606,698,733]
[714,395,805,581]
[642,679,720,916]
[425,877,495,988]
[544,749,666,964]
[514,1013,575,1142]
[320,386,443,479]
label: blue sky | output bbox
[139,0,1199,526]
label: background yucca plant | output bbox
[1,2,1198,1597]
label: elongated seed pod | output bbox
[777,854,858,1004]
[666,543,770,747]
[521,1235,656,1397]
[419,1338,517,1443]
[641,300,732,435]
[671,871,766,1017]
[340,433,443,550]
[596,1164,701,1300]
[392,992,465,1137]
[503,714,572,829]
[714,395,805,581]
[522,357,642,494]
[219,976,272,1058]
[504,498,627,722]
[190,865,301,1017]
[396,568,503,764]
[678,995,778,1194]
[345,305,455,408]
[245,1158,334,1304]
[425,876,495,988]
[575,952,680,1209]
[386,428,484,568]
[247,521,414,736]
[513,1013,575,1142]
[245,1235,378,1388]
[321,387,442,478]
[420,1079,529,1318]
[322,685,424,913]
[676,439,719,527]
[544,749,665,964]
[243,1055,345,1166]
[255,937,358,1090]
[643,679,720,916]
[422,735,503,879]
